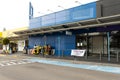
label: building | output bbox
[0,32,2,50]
[14,0,120,62]
[2,27,28,51]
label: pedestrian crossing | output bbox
[0,59,33,67]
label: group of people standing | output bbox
[31,44,54,56]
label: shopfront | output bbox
[20,24,120,62]
[75,25,120,62]
[14,0,120,62]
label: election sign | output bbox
[71,49,86,57]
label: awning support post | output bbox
[107,32,110,61]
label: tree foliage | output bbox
[2,38,10,45]
[0,38,2,44]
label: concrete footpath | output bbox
[1,52,120,67]
[26,54,120,74]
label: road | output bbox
[0,53,120,80]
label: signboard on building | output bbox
[66,31,72,35]
[71,49,86,56]
[18,40,25,51]
[0,32,2,37]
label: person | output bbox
[41,47,44,56]
[34,44,37,48]
[48,45,51,55]
[24,45,28,54]
[13,47,16,53]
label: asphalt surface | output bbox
[0,53,120,80]
[0,62,120,80]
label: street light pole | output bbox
[75,1,82,5]
[47,9,54,13]
[38,12,44,14]
[58,5,65,9]
[38,12,45,16]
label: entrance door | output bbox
[76,32,107,59]
[76,35,87,49]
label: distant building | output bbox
[0,32,2,38]
[0,32,2,50]
[2,27,28,51]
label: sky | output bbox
[0,0,98,31]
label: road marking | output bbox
[0,59,34,67]
[0,54,6,56]
[5,63,12,66]
[9,62,17,65]
[0,63,5,67]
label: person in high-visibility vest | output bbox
[48,45,51,55]
[44,45,48,55]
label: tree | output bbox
[2,38,10,51]
[0,38,2,44]
[0,38,3,49]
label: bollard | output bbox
[85,51,88,59]
[117,52,119,62]
[100,52,102,61]
[62,50,64,57]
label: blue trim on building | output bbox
[29,2,34,19]
[29,2,96,29]
[29,32,76,56]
